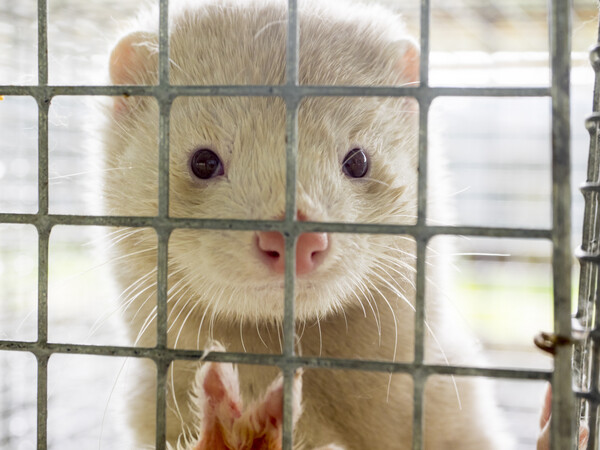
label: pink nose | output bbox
[256,230,329,275]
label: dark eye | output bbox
[190,148,224,179]
[342,148,368,178]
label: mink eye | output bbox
[342,148,368,178]
[190,148,224,179]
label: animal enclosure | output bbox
[0,0,597,449]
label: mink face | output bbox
[104,0,419,323]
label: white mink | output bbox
[103,0,512,448]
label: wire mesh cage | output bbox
[0,0,596,449]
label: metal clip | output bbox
[534,318,591,355]
[534,331,574,355]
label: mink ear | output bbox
[109,31,157,85]
[199,361,242,417]
[394,38,420,85]
[191,361,243,449]
[252,369,303,428]
[109,31,158,113]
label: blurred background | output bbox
[0,0,597,448]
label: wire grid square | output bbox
[0,0,576,449]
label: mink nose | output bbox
[255,230,329,275]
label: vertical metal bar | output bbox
[36,223,49,343]
[412,372,426,450]
[282,99,299,357]
[550,1,573,449]
[283,102,298,450]
[158,0,170,90]
[413,0,431,448]
[37,99,49,218]
[37,0,49,217]
[575,9,600,327]
[36,98,50,344]
[413,105,430,448]
[412,238,428,450]
[411,249,427,450]
[37,0,47,87]
[155,1,170,449]
[282,1,299,450]
[157,0,171,220]
[285,0,299,88]
[588,287,600,449]
[155,360,169,450]
[155,232,170,450]
[36,226,50,450]
[36,0,49,447]
[156,97,171,350]
[414,98,430,365]
[575,30,600,447]
[573,17,600,450]
[591,19,600,114]
[418,0,430,87]
[36,354,48,450]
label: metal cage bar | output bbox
[574,12,600,450]
[549,1,574,449]
[412,1,431,447]
[155,0,171,447]
[0,0,580,448]
[35,0,49,447]
[0,84,552,98]
[0,211,555,241]
[282,1,300,448]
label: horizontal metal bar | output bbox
[580,181,600,193]
[585,112,600,131]
[576,246,600,262]
[0,340,551,381]
[0,213,552,239]
[0,84,551,98]
[575,389,600,404]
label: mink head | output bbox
[103,0,419,323]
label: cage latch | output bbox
[534,318,590,355]
[534,331,575,355]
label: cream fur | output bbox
[102,0,512,448]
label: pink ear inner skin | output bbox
[108,32,154,115]
[240,373,302,449]
[196,363,243,450]
[394,40,420,85]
